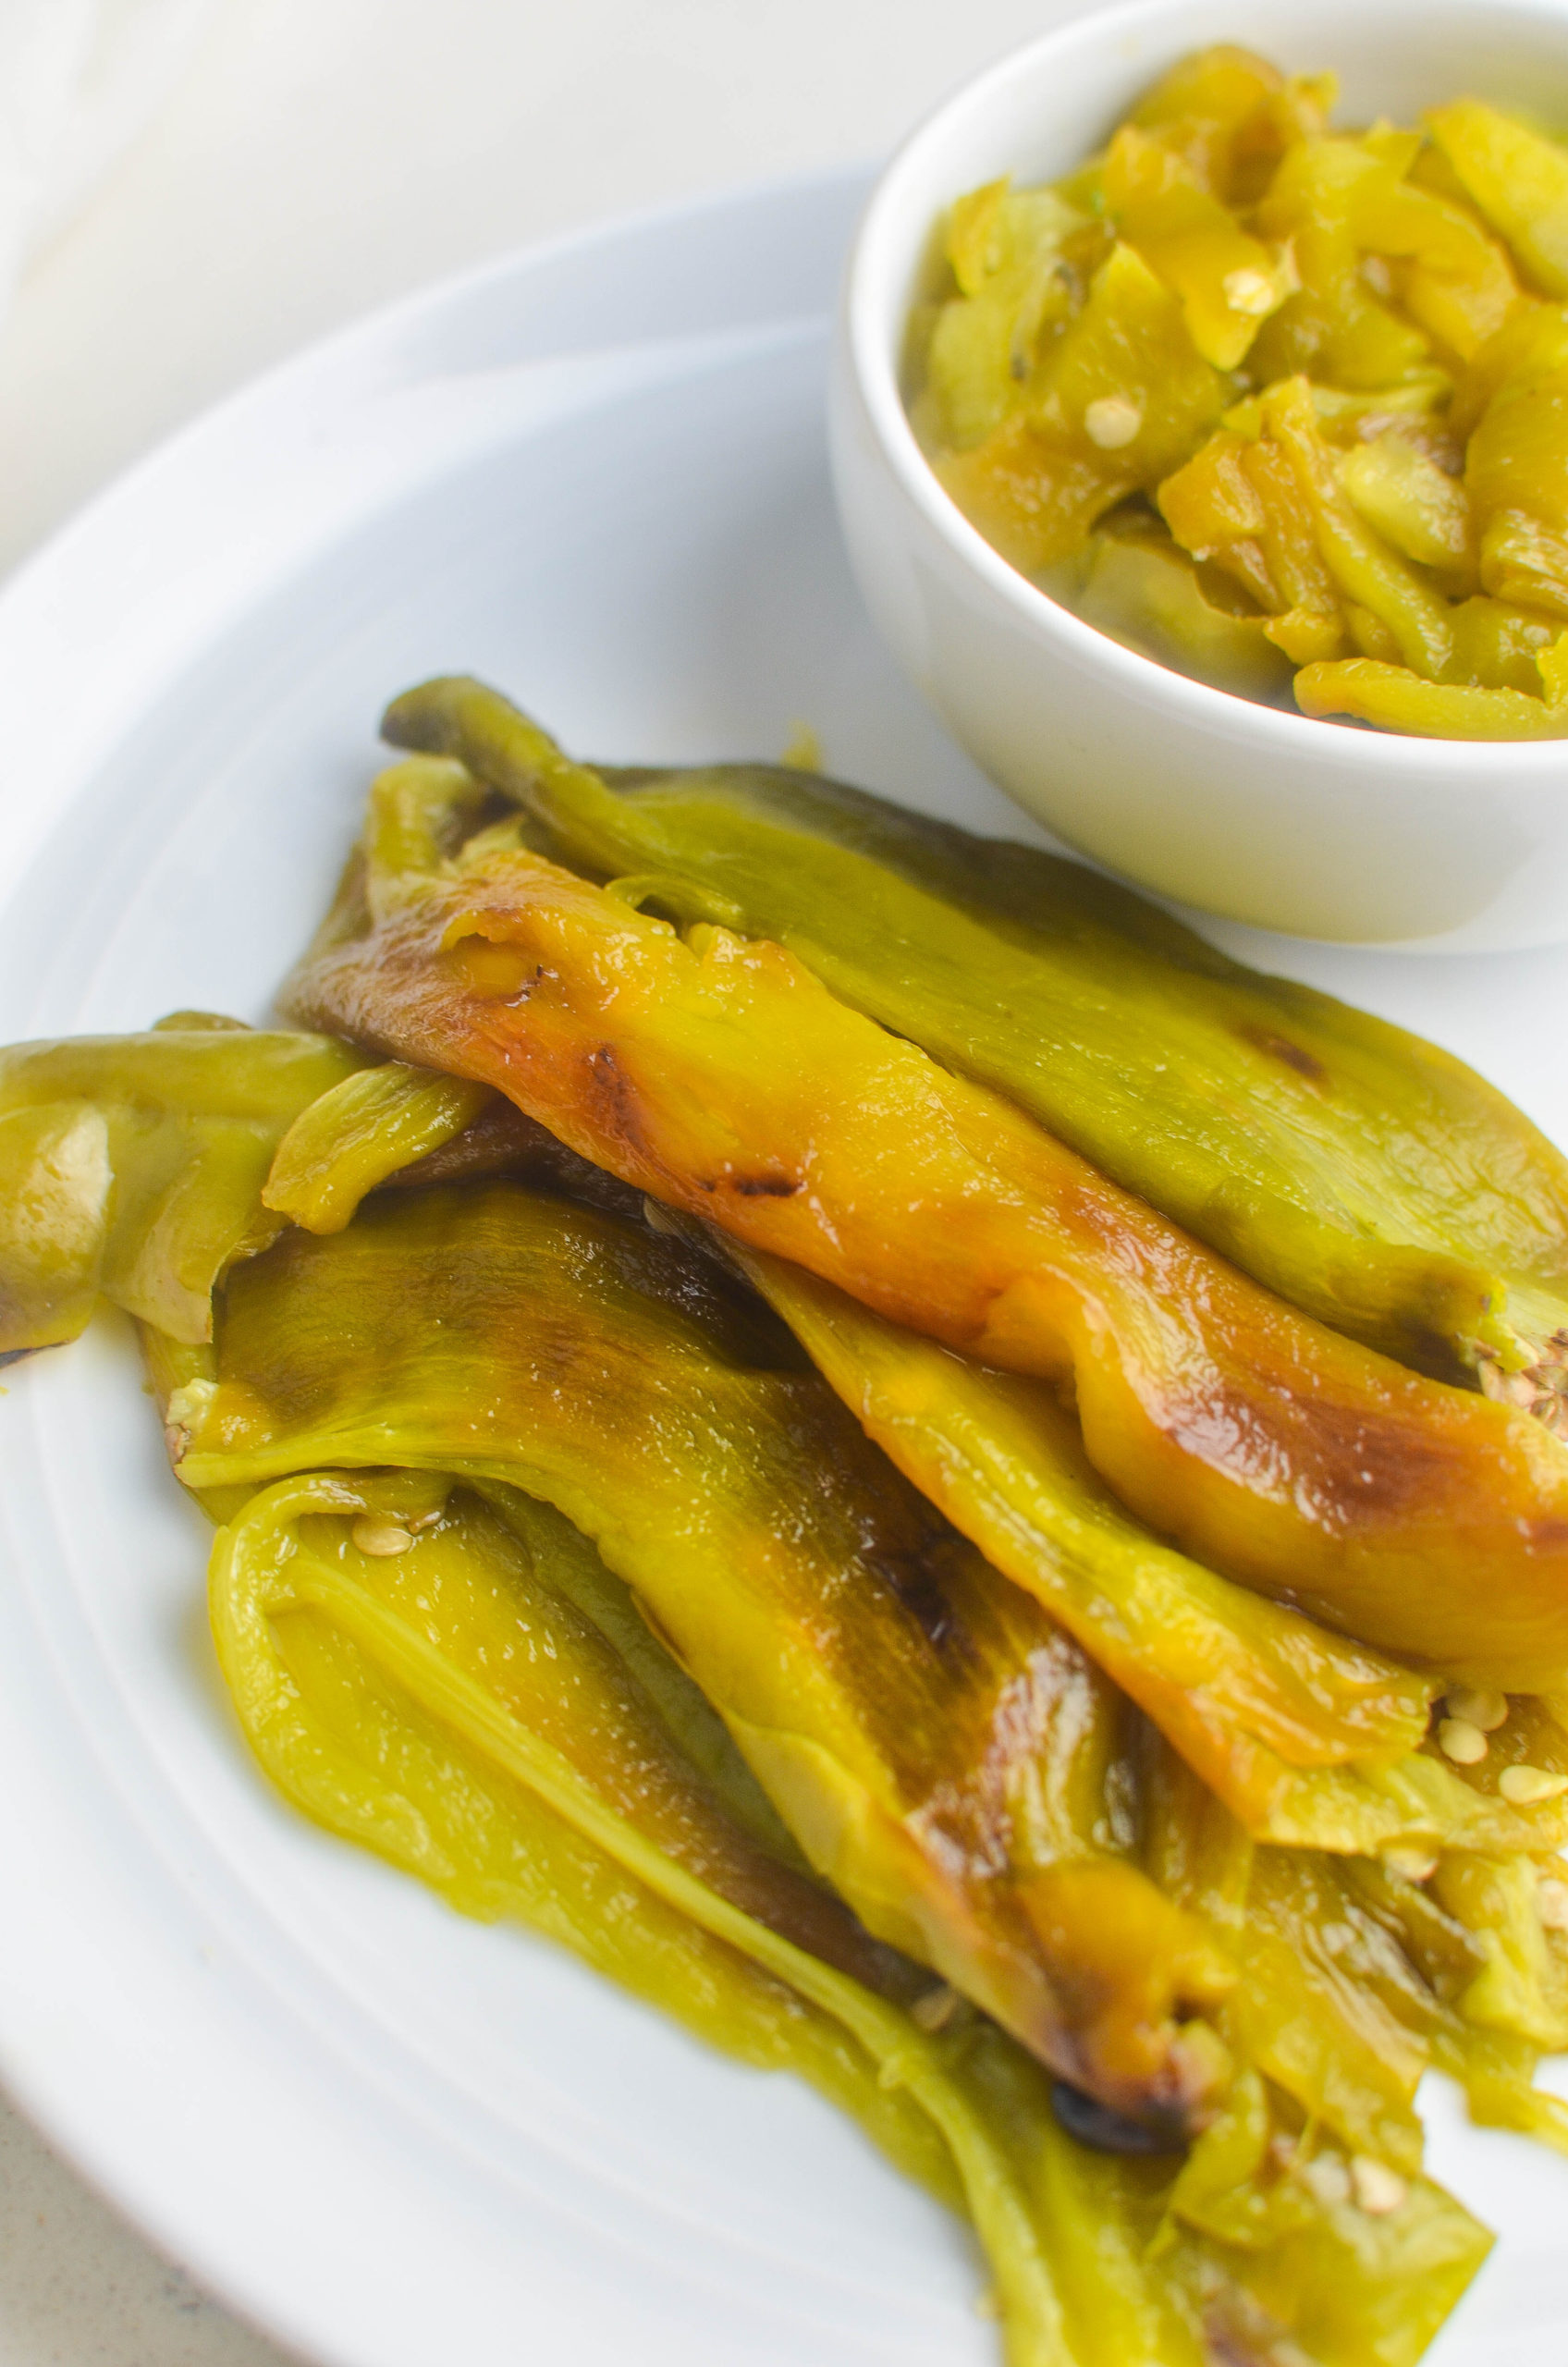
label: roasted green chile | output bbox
[212,1466,1491,2367]
[171,1179,1237,2135]
[119,1038,1558,1861]
[0,687,1558,2361]
[212,1469,1056,2357]
[92,1036,1552,1861]
[383,676,1568,1395]
[285,744,1568,1691]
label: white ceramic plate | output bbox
[0,172,1564,2367]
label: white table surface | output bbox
[0,1,1097,2359]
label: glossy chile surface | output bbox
[287,745,1568,1694]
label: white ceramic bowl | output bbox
[830,0,1568,950]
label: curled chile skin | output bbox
[286,843,1568,1693]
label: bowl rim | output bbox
[840,0,1568,776]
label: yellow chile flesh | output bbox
[0,1023,366,1350]
[1044,520,1294,698]
[1159,2063,1487,2367]
[1099,125,1298,371]
[173,1182,1234,2135]
[931,241,1231,576]
[1465,306,1568,621]
[216,1473,909,1988]
[0,1103,112,1359]
[910,47,1568,735]
[1296,655,1568,735]
[386,677,1568,1392]
[263,1060,495,1233]
[212,1468,1492,2367]
[1427,101,1568,300]
[287,793,1568,1693]
[1163,377,1459,679]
